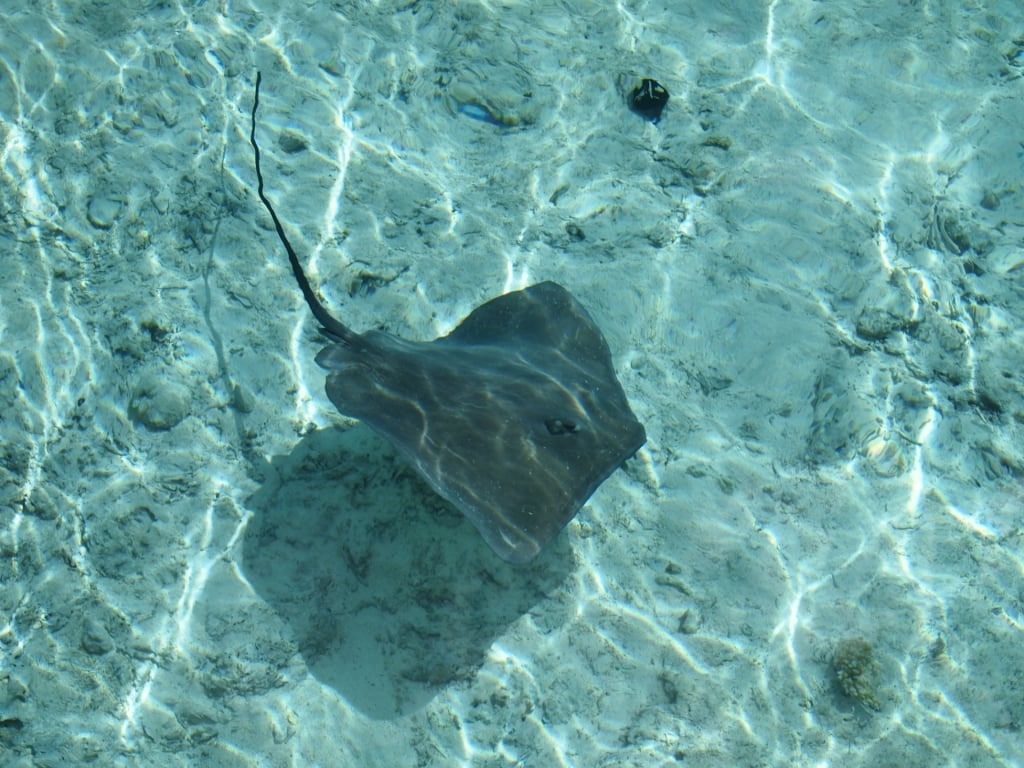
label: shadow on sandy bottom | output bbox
[242,425,573,719]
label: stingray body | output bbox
[250,73,645,563]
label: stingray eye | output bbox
[545,418,580,436]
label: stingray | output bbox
[249,73,646,563]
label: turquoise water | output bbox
[1,1,1022,766]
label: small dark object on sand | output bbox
[628,78,669,123]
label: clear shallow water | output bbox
[1,1,1022,766]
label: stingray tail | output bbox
[250,72,357,346]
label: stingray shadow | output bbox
[242,424,573,719]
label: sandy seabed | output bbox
[1,1,1023,766]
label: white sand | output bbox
[1,1,1022,766]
